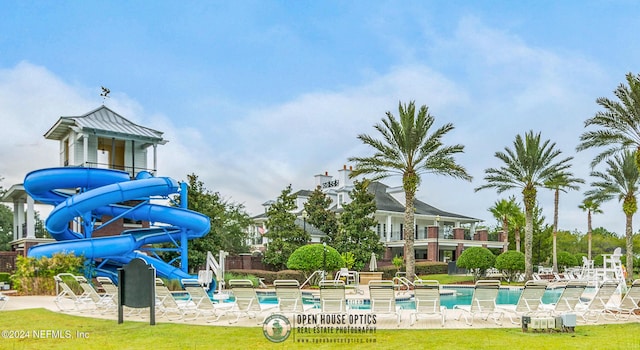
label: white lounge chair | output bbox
[155,278,196,320]
[454,280,503,326]
[75,276,116,313]
[181,279,233,322]
[223,279,276,324]
[319,280,348,313]
[410,280,446,327]
[53,273,94,312]
[368,280,401,325]
[540,280,588,315]
[605,279,640,320]
[0,292,8,310]
[273,279,314,316]
[576,280,619,322]
[497,280,548,324]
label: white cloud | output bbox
[0,15,634,241]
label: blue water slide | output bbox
[24,167,211,281]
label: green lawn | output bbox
[0,309,638,349]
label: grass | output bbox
[0,309,639,349]
[418,274,475,285]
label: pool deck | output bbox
[1,287,637,330]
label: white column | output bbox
[26,196,36,239]
[153,144,158,175]
[16,199,24,239]
[12,201,19,241]
[386,215,392,242]
[83,133,88,166]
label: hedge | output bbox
[379,262,447,279]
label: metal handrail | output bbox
[300,270,327,289]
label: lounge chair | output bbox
[576,280,619,322]
[223,279,276,324]
[368,280,401,325]
[96,276,118,305]
[53,273,94,312]
[605,279,640,320]
[155,278,196,320]
[453,280,502,326]
[319,280,348,313]
[409,280,445,327]
[75,276,116,313]
[540,280,588,315]
[181,279,233,322]
[0,292,8,310]
[497,280,548,324]
[273,279,314,316]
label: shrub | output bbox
[286,244,344,279]
[341,252,356,270]
[392,255,404,272]
[276,270,305,284]
[11,252,84,295]
[0,273,10,283]
[456,247,496,282]
[495,251,525,284]
[224,271,260,287]
[557,251,578,269]
[415,262,447,275]
[227,269,278,284]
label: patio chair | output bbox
[75,276,116,313]
[368,280,401,325]
[319,280,348,314]
[453,280,503,326]
[605,279,640,320]
[497,280,548,324]
[181,279,233,322]
[409,280,446,327]
[155,278,196,320]
[540,280,588,315]
[53,273,94,312]
[335,268,358,285]
[96,276,118,305]
[273,279,314,316]
[223,279,276,324]
[576,280,619,322]
[0,292,8,310]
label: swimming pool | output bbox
[217,286,566,310]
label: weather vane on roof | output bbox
[100,86,111,104]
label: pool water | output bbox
[216,287,566,310]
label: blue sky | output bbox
[1,1,640,237]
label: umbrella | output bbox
[369,252,378,272]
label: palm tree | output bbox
[544,173,585,273]
[584,150,638,281]
[475,131,573,280]
[577,72,640,169]
[509,206,525,252]
[349,101,472,281]
[578,197,603,260]
[489,196,520,252]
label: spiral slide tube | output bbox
[24,167,210,281]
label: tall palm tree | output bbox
[578,197,603,260]
[349,101,472,281]
[544,173,584,273]
[584,150,638,281]
[577,72,640,169]
[489,196,520,252]
[475,131,573,280]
